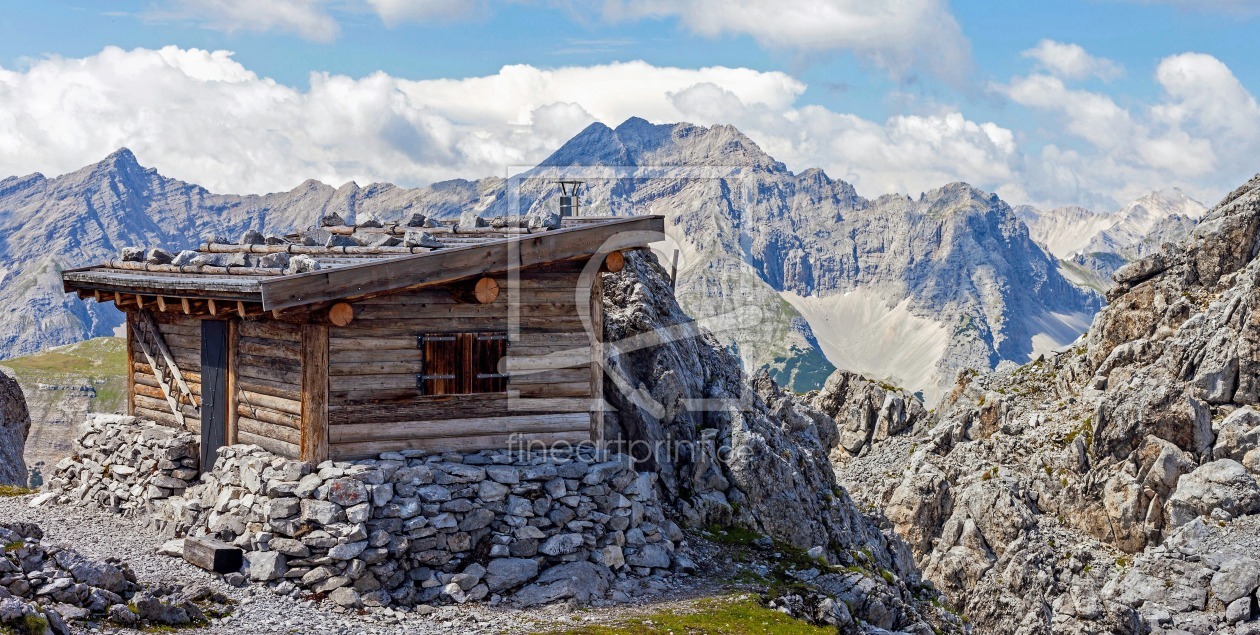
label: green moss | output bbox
[0,614,50,635]
[4,541,23,552]
[704,525,764,546]
[0,485,35,498]
[535,595,833,635]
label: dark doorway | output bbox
[200,320,229,471]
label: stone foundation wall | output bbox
[45,415,200,521]
[48,416,684,609]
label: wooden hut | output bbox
[60,215,664,467]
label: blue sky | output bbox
[1,0,1259,210]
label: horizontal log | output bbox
[184,536,243,574]
[236,352,301,373]
[352,303,580,321]
[237,430,299,458]
[238,390,302,416]
[236,376,301,401]
[134,394,199,421]
[239,320,301,342]
[134,382,200,407]
[329,348,422,365]
[155,322,201,338]
[237,403,301,430]
[503,353,589,371]
[506,368,592,385]
[330,429,591,461]
[237,364,302,387]
[200,242,435,255]
[329,361,420,376]
[328,396,601,425]
[133,362,202,385]
[106,258,280,277]
[327,368,595,392]
[239,336,301,358]
[133,372,203,396]
[509,383,592,399]
[332,381,592,404]
[329,413,589,444]
[134,405,194,432]
[237,415,301,444]
[158,333,202,352]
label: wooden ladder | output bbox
[132,310,199,419]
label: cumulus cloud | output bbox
[1022,39,1122,81]
[149,0,341,41]
[997,48,1260,208]
[0,46,1013,202]
[598,0,972,85]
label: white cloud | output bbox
[149,0,340,41]
[598,0,972,85]
[0,47,812,193]
[1022,39,1122,81]
[997,49,1260,208]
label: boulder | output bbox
[512,562,612,607]
[1165,460,1260,528]
[1214,408,1260,462]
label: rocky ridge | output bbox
[472,119,1102,400]
[833,173,1260,633]
[0,370,30,486]
[1019,189,1208,292]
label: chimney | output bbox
[555,180,583,217]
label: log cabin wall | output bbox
[325,260,600,460]
[130,312,204,433]
[234,319,304,458]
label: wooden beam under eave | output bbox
[134,294,145,310]
[182,298,192,315]
[157,296,168,312]
[237,301,248,319]
[208,299,219,316]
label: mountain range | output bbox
[1018,189,1207,292]
[0,119,1200,401]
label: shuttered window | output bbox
[417,332,508,396]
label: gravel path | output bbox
[0,494,742,634]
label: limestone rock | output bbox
[0,372,30,486]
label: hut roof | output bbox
[62,215,663,313]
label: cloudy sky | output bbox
[2,0,1259,210]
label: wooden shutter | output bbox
[417,333,460,396]
[470,332,508,393]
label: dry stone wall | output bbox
[44,415,201,521]
[46,415,684,610]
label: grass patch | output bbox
[0,614,49,635]
[536,595,833,635]
[0,485,35,497]
[703,525,764,547]
[0,337,128,414]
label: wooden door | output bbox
[200,320,229,471]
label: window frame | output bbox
[416,331,509,396]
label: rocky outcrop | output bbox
[835,172,1260,634]
[600,250,958,633]
[0,371,30,486]
[809,371,928,459]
